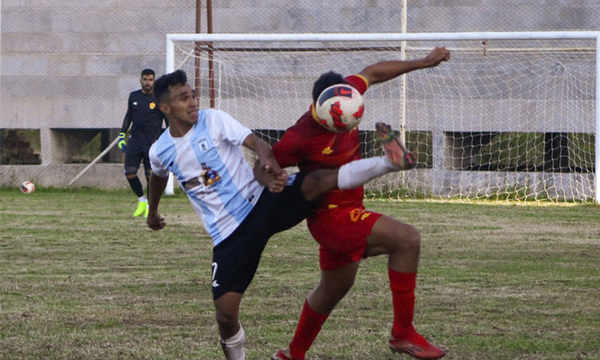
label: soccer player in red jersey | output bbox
[272,47,451,360]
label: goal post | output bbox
[165,31,600,204]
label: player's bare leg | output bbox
[214,292,247,360]
[366,215,445,360]
[273,262,361,360]
[272,263,360,360]
[307,261,360,313]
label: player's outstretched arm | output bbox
[146,173,167,230]
[360,46,450,86]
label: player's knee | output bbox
[397,224,421,253]
[124,166,139,177]
[215,309,238,329]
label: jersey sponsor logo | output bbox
[201,163,221,186]
[211,262,219,288]
[198,140,209,152]
[149,102,156,110]
[349,208,371,222]
[322,146,334,155]
[181,163,222,195]
[182,176,202,191]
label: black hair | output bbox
[154,69,188,105]
[312,71,348,103]
[141,68,155,77]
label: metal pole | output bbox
[167,31,600,43]
[595,36,600,204]
[67,136,120,187]
[194,0,202,94]
[400,0,408,142]
[207,0,215,108]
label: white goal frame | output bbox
[165,31,600,204]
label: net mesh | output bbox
[172,38,596,202]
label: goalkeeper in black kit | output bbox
[118,68,168,217]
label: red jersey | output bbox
[273,75,369,210]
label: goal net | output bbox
[166,32,599,203]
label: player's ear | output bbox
[159,103,170,115]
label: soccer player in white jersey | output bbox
[146,70,411,360]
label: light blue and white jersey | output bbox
[149,109,264,246]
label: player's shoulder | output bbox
[289,111,321,133]
[345,74,368,94]
[203,108,236,128]
[203,108,248,133]
[128,89,144,102]
[204,108,225,117]
[150,129,172,156]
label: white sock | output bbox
[220,325,246,360]
[138,195,147,203]
[337,156,397,190]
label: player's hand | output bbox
[424,47,451,68]
[266,170,288,193]
[118,132,127,153]
[260,160,288,193]
[146,211,166,231]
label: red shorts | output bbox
[307,206,382,271]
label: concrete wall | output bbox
[1,1,599,194]
[3,1,600,129]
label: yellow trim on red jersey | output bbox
[353,74,370,89]
[311,103,320,123]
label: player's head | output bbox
[140,68,156,94]
[154,70,198,125]
[312,71,348,104]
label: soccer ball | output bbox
[315,84,365,133]
[20,181,35,194]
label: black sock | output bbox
[127,176,144,198]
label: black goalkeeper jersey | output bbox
[121,90,167,144]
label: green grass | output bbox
[1,187,599,359]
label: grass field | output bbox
[1,187,599,360]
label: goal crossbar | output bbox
[165,31,600,204]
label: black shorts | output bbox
[124,139,151,174]
[211,172,312,300]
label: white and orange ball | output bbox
[315,84,365,133]
[20,181,35,194]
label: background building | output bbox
[1,0,599,196]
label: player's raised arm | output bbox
[360,46,450,86]
[146,173,167,230]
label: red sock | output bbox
[389,269,417,340]
[289,299,329,360]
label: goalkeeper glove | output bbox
[118,132,127,153]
